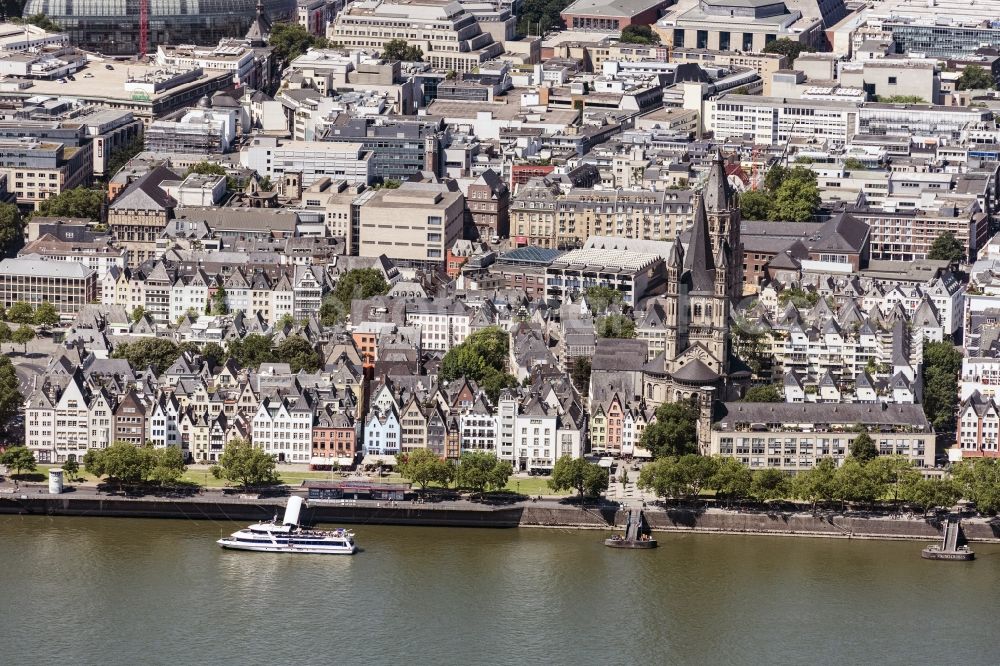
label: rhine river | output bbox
[2,515,999,666]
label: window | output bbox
[888,76,897,85]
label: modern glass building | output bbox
[884,19,1000,58]
[23,0,296,55]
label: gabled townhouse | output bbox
[113,390,147,445]
[312,407,358,467]
[363,406,401,457]
[957,391,1000,459]
[53,374,92,462]
[271,273,296,324]
[459,394,498,455]
[399,396,429,455]
[251,392,314,463]
[404,298,472,352]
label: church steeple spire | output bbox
[684,194,715,294]
[704,149,733,214]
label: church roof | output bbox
[683,195,715,293]
[672,358,720,385]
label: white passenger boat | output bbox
[218,496,357,554]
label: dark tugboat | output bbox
[605,508,657,549]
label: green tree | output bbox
[478,370,520,404]
[32,301,59,328]
[147,446,187,485]
[1,445,36,480]
[112,337,183,374]
[849,432,878,462]
[326,268,390,326]
[381,38,423,62]
[398,448,452,490]
[710,457,752,504]
[951,458,1000,515]
[739,190,772,220]
[926,232,965,263]
[380,178,402,189]
[584,285,623,313]
[956,64,996,91]
[517,0,570,35]
[638,455,718,500]
[922,341,962,432]
[456,451,512,495]
[0,356,23,434]
[105,135,145,178]
[762,38,811,63]
[36,187,105,220]
[549,455,609,498]
[904,477,962,516]
[226,333,275,369]
[440,326,509,381]
[211,287,229,315]
[770,172,820,222]
[200,342,225,366]
[743,385,782,402]
[83,441,144,485]
[620,24,660,44]
[640,399,699,459]
[12,325,34,353]
[833,458,883,507]
[792,457,838,508]
[61,458,80,482]
[130,306,146,323]
[843,157,867,170]
[868,455,920,507]
[570,357,591,396]
[0,203,24,258]
[596,314,635,339]
[211,438,278,489]
[274,335,322,373]
[638,457,682,499]
[731,322,771,376]
[268,22,330,63]
[749,468,791,503]
[5,301,33,324]
[0,321,10,344]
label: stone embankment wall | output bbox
[643,509,1000,542]
[2,494,999,542]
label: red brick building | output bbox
[560,0,673,31]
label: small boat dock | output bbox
[922,517,974,561]
[605,508,657,549]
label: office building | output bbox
[0,256,98,317]
[357,181,464,270]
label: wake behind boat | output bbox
[218,496,357,555]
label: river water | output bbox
[2,516,998,666]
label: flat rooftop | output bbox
[0,62,226,104]
[550,247,662,272]
[561,0,670,18]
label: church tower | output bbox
[703,150,743,307]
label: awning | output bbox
[633,447,653,459]
[309,456,354,467]
[361,454,398,467]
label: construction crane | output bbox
[139,0,149,59]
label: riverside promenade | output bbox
[3,482,1000,542]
